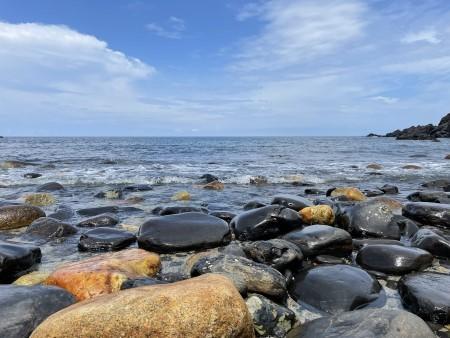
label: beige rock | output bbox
[31,274,255,338]
[13,271,50,286]
[44,248,160,301]
[300,205,335,225]
[24,193,55,206]
[402,164,422,170]
[203,180,225,190]
[171,191,191,201]
[330,187,366,201]
[366,163,383,170]
[0,205,46,230]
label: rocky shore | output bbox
[369,112,450,140]
[0,169,450,338]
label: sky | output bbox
[0,0,450,136]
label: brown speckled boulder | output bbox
[0,205,45,230]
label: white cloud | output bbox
[146,16,185,39]
[401,29,441,44]
[383,56,450,74]
[233,0,367,71]
[371,96,399,104]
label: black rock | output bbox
[209,211,236,224]
[398,272,450,324]
[78,227,136,252]
[364,189,384,197]
[282,224,352,258]
[138,212,231,253]
[288,264,382,314]
[0,285,75,337]
[352,238,404,250]
[94,189,123,199]
[158,206,208,216]
[120,277,167,290]
[77,206,119,216]
[403,202,450,227]
[250,176,268,185]
[218,241,247,257]
[24,173,42,179]
[270,194,312,211]
[407,191,450,203]
[378,184,399,194]
[199,173,219,183]
[356,244,433,275]
[47,204,74,221]
[36,182,65,192]
[0,241,41,282]
[123,184,153,192]
[313,255,346,264]
[191,254,287,298]
[243,200,267,211]
[77,213,119,227]
[291,308,435,338]
[24,217,77,239]
[230,205,303,241]
[411,228,450,258]
[243,239,303,270]
[304,188,325,195]
[421,179,450,189]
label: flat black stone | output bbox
[158,206,208,216]
[243,200,266,211]
[47,204,74,221]
[270,194,312,211]
[123,184,153,192]
[77,213,119,227]
[77,206,119,216]
[78,227,136,252]
[24,173,42,179]
[209,211,236,224]
[411,228,450,258]
[0,241,41,282]
[24,217,77,239]
[120,277,167,290]
[243,239,303,270]
[403,202,450,227]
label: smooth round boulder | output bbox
[77,213,119,227]
[243,200,266,210]
[411,228,450,257]
[356,244,433,275]
[31,274,254,338]
[24,217,77,239]
[77,206,119,217]
[36,182,64,192]
[0,285,75,338]
[407,191,450,203]
[398,272,450,324]
[159,206,207,215]
[291,308,435,338]
[422,179,450,189]
[138,212,231,253]
[231,205,302,241]
[352,238,404,250]
[243,239,303,270]
[283,224,352,257]
[288,264,381,314]
[209,211,236,224]
[0,205,45,230]
[78,228,136,252]
[271,194,312,211]
[0,241,42,282]
[403,202,450,227]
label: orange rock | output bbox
[300,205,335,225]
[31,274,255,338]
[44,248,160,301]
[330,187,366,201]
[203,180,225,190]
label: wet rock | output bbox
[299,205,335,225]
[77,206,119,216]
[352,238,404,250]
[407,191,450,203]
[356,244,433,275]
[304,188,325,195]
[293,308,435,338]
[24,217,77,239]
[288,264,381,314]
[36,182,64,192]
[138,212,231,253]
[77,213,119,227]
[243,239,303,270]
[411,228,450,258]
[199,173,219,183]
[123,184,153,192]
[312,255,346,264]
[79,227,136,252]
[364,189,385,197]
[219,242,247,257]
[446,154,450,160]
[209,210,236,223]
[31,274,254,338]
[271,194,312,211]
[125,196,145,203]
[159,206,208,215]
[202,180,225,190]
[171,190,191,201]
[403,202,450,227]
[402,164,422,170]
[0,205,45,230]
[0,285,75,338]
[120,277,167,290]
[422,179,450,189]
[328,187,366,201]
[13,271,50,286]
[398,272,450,324]
[24,193,55,206]
[24,172,42,179]
[94,189,123,199]
[0,241,41,282]
[250,175,268,185]
[244,200,267,210]
[246,293,295,337]
[378,184,399,194]
[0,160,33,169]
[283,225,352,258]
[191,254,287,298]
[47,204,74,220]
[367,163,383,170]
[231,205,303,241]
[45,248,160,301]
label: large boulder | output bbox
[282,224,352,258]
[288,265,381,314]
[138,212,231,253]
[0,285,75,338]
[291,308,435,338]
[270,195,312,211]
[403,202,450,227]
[31,274,254,338]
[398,272,450,324]
[0,205,45,230]
[78,227,136,252]
[44,248,160,301]
[24,217,77,239]
[356,244,433,275]
[411,228,450,257]
[0,241,42,282]
[191,254,287,298]
[231,205,302,241]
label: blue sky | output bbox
[0,0,450,136]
